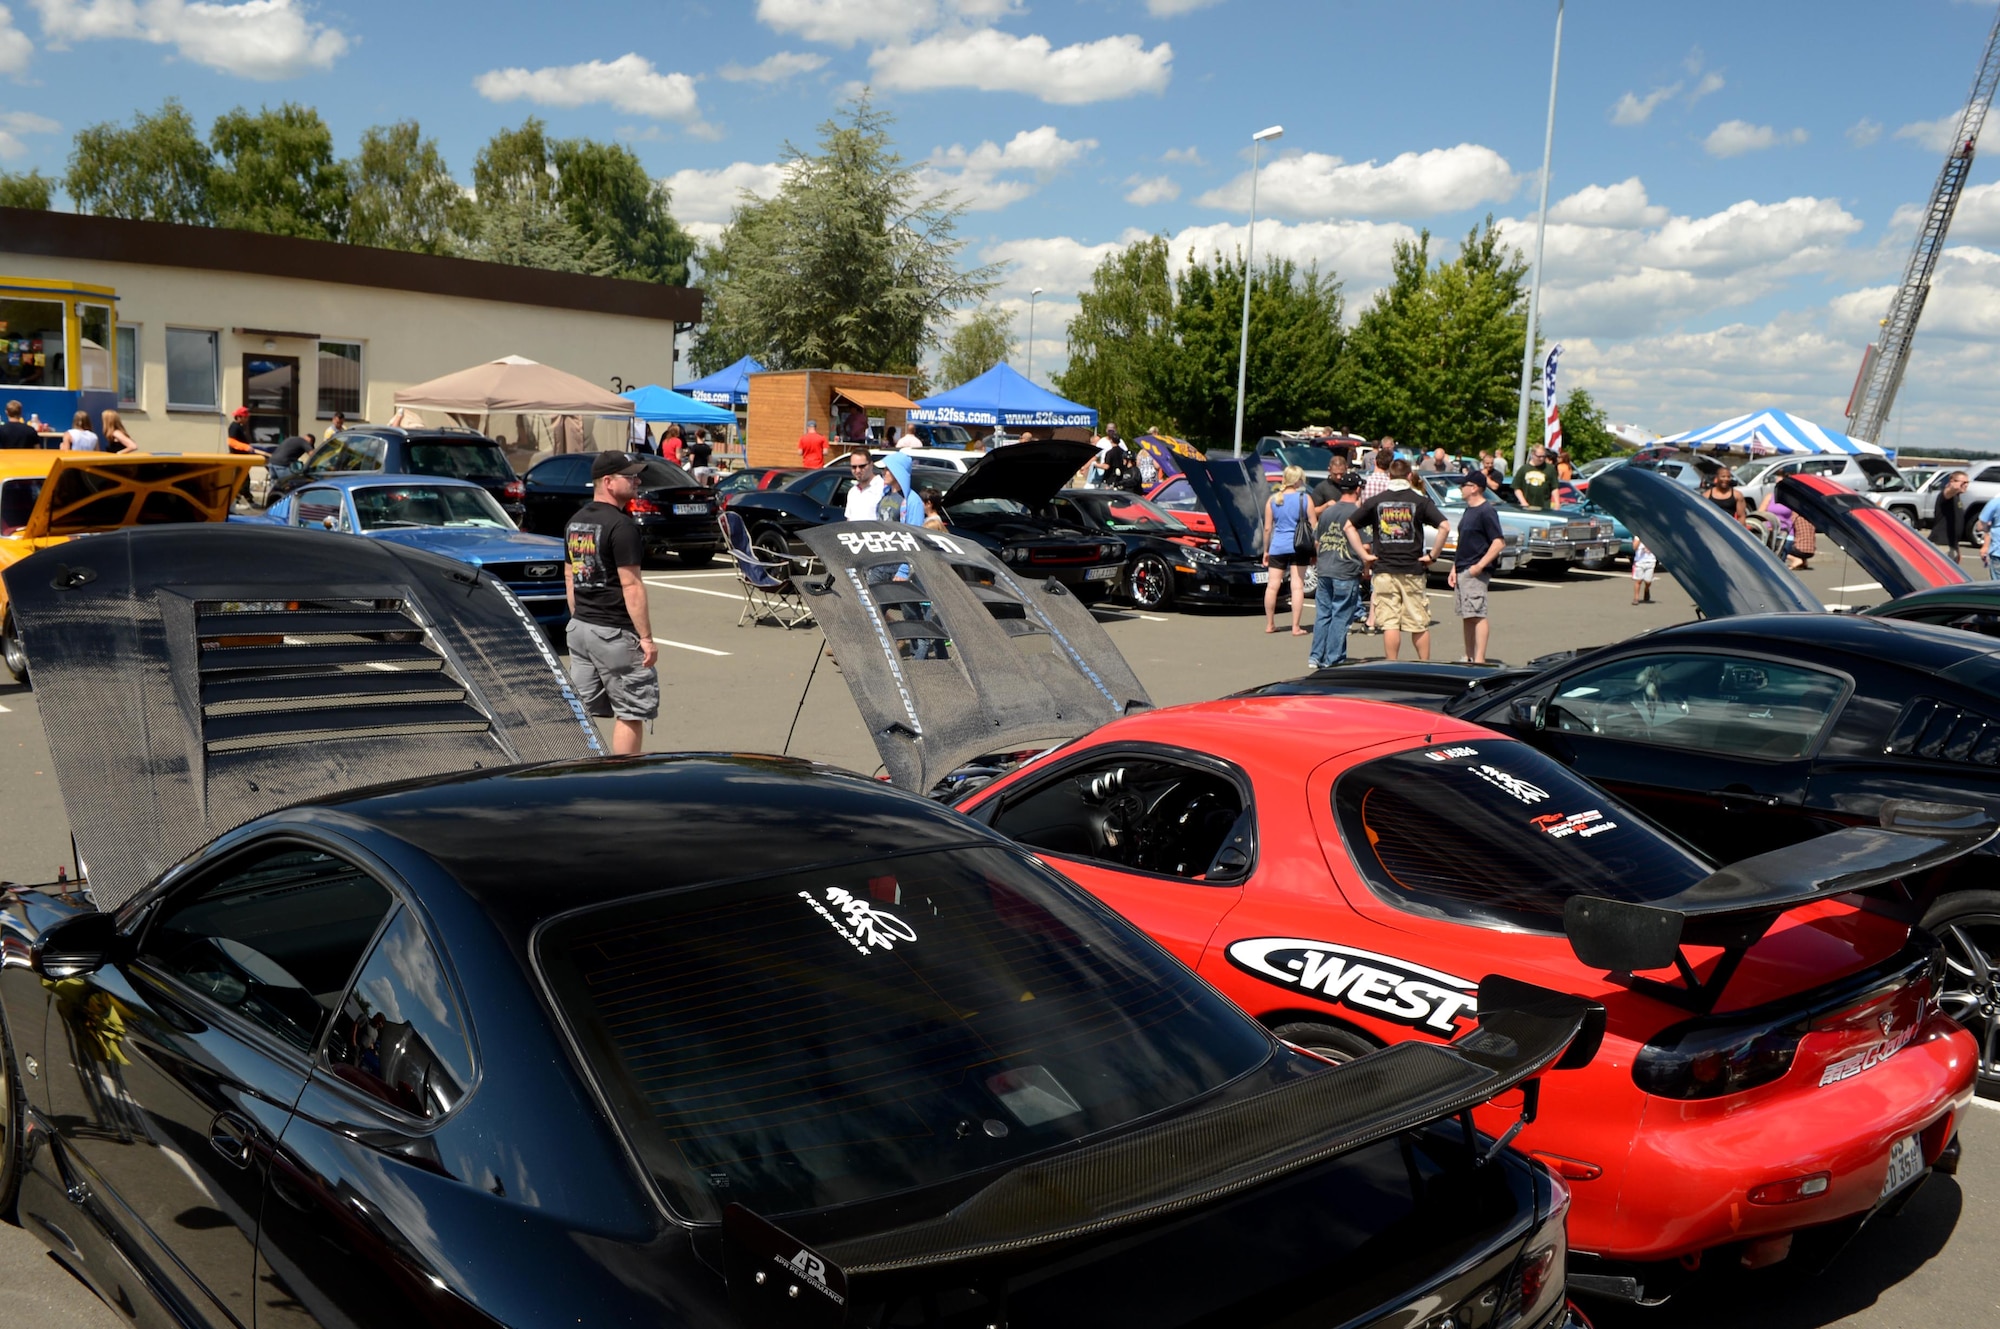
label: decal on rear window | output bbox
[1470,764,1550,805]
[1225,938,1478,1037]
[1530,809,1618,840]
[1423,745,1479,762]
[802,886,917,956]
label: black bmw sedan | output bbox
[0,526,1593,1329]
[519,452,723,566]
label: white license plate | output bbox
[1251,570,1269,584]
[1086,565,1121,581]
[1880,1132,1923,1199]
[1584,545,1607,559]
[673,503,708,515]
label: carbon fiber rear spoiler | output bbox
[721,975,1602,1326]
[1565,802,1995,1010]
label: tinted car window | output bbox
[342,436,386,472]
[300,439,343,476]
[0,476,42,534]
[1151,478,1200,513]
[1549,652,1846,760]
[795,469,843,506]
[1334,741,1711,933]
[294,486,345,530]
[140,846,393,1052]
[636,459,699,490]
[353,484,511,530]
[321,907,474,1119]
[538,845,1269,1221]
[405,441,513,482]
[528,455,589,487]
[991,756,1248,880]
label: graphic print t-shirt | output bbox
[1350,486,1445,576]
[1315,500,1362,580]
[566,500,644,632]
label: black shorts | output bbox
[1275,547,1315,567]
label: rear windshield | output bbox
[636,458,698,490]
[1333,741,1711,933]
[538,845,1269,1222]
[404,441,514,482]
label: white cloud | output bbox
[31,0,347,78]
[1703,120,1807,157]
[719,50,827,83]
[1611,84,1679,127]
[1169,217,1417,288]
[918,125,1095,210]
[1162,144,1204,165]
[869,30,1172,104]
[1940,179,2000,246]
[660,160,789,225]
[0,6,31,72]
[754,0,1019,47]
[0,108,57,157]
[473,53,704,124]
[1639,196,1860,275]
[1146,0,1220,12]
[1686,70,1724,106]
[1547,177,1667,229]
[984,232,1146,299]
[1895,110,1969,153]
[1198,143,1516,220]
[1125,174,1178,205]
[1848,117,1884,148]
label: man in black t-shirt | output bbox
[1345,458,1449,662]
[1449,471,1507,665]
[566,452,659,754]
[0,400,41,449]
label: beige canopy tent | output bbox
[393,354,636,464]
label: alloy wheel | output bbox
[1128,555,1170,610]
[1,619,25,687]
[1937,915,2000,1098]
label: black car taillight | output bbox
[626,497,661,515]
[1632,1012,1808,1100]
[1507,1165,1569,1326]
[503,479,525,501]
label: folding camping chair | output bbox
[720,510,815,629]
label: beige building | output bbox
[0,206,700,453]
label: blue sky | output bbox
[5,0,2000,447]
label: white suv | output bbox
[1733,453,1918,523]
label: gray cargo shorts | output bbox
[1454,571,1490,620]
[566,620,659,721]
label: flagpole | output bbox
[1513,0,1564,474]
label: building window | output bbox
[117,325,140,405]
[75,303,113,391]
[318,339,362,418]
[0,297,64,389]
[166,327,219,411]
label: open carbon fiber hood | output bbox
[1176,456,1268,559]
[4,526,599,908]
[799,522,1150,795]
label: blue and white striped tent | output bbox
[1659,409,1885,457]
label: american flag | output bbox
[1542,343,1564,453]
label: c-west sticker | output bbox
[1226,938,1478,1036]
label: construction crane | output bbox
[1846,6,2000,443]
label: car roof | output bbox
[0,451,64,480]
[298,473,494,492]
[311,754,1004,936]
[1068,693,1490,770]
[342,427,500,443]
[1624,609,1996,670]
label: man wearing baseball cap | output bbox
[565,452,658,754]
[226,405,257,454]
[1450,469,1506,665]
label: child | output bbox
[1630,536,1656,605]
[920,488,948,531]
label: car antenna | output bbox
[782,636,830,756]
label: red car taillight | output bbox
[626,497,661,515]
[503,479,525,500]
[1516,1166,1570,1320]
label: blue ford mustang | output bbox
[261,474,571,640]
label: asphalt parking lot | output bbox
[3,546,1996,1326]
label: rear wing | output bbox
[1565,803,1994,1010]
[722,976,1601,1326]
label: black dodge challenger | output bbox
[0,526,1594,1329]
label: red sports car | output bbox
[1145,476,1215,534]
[951,697,1978,1292]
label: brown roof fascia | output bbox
[0,207,704,324]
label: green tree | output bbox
[551,138,694,286]
[939,304,1015,387]
[469,195,619,276]
[1555,386,1621,463]
[1338,219,1530,456]
[472,118,557,214]
[348,121,470,254]
[1157,250,1344,446]
[209,103,350,241]
[1054,235,1175,438]
[65,98,214,224]
[698,93,995,374]
[0,170,53,209]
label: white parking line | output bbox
[1969,1095,2000,1113]
[644,579,742,601]
[0,701,10,712]
[654,637,730,657]
[1831,582,1883,592]
[1134,613,1169,622]
[648,570,737,579]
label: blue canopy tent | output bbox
[622,384,736,426]
[1659,409,1885,457]
[909,363,1098,429]
[674,356,765,407]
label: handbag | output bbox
[1289,492,1315,558]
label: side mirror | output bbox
[33,910,121,980]
[1509,696,1546,731]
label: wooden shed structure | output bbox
[744,369,918,467]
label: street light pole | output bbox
[1026,287,1043,382]
[1512,0,1564,474]
[1233,124,1284,456]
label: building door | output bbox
[243,354,299,447]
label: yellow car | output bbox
[1,451,257,684]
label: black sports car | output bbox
[0,526,1596,1329]
[1253,465,2000,1095]
[729,441,1127,601]
[1046,488,1270,610]
[518,452,723,566]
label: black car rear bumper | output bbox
[636,512,723,556]
[1175,560,1276,605]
